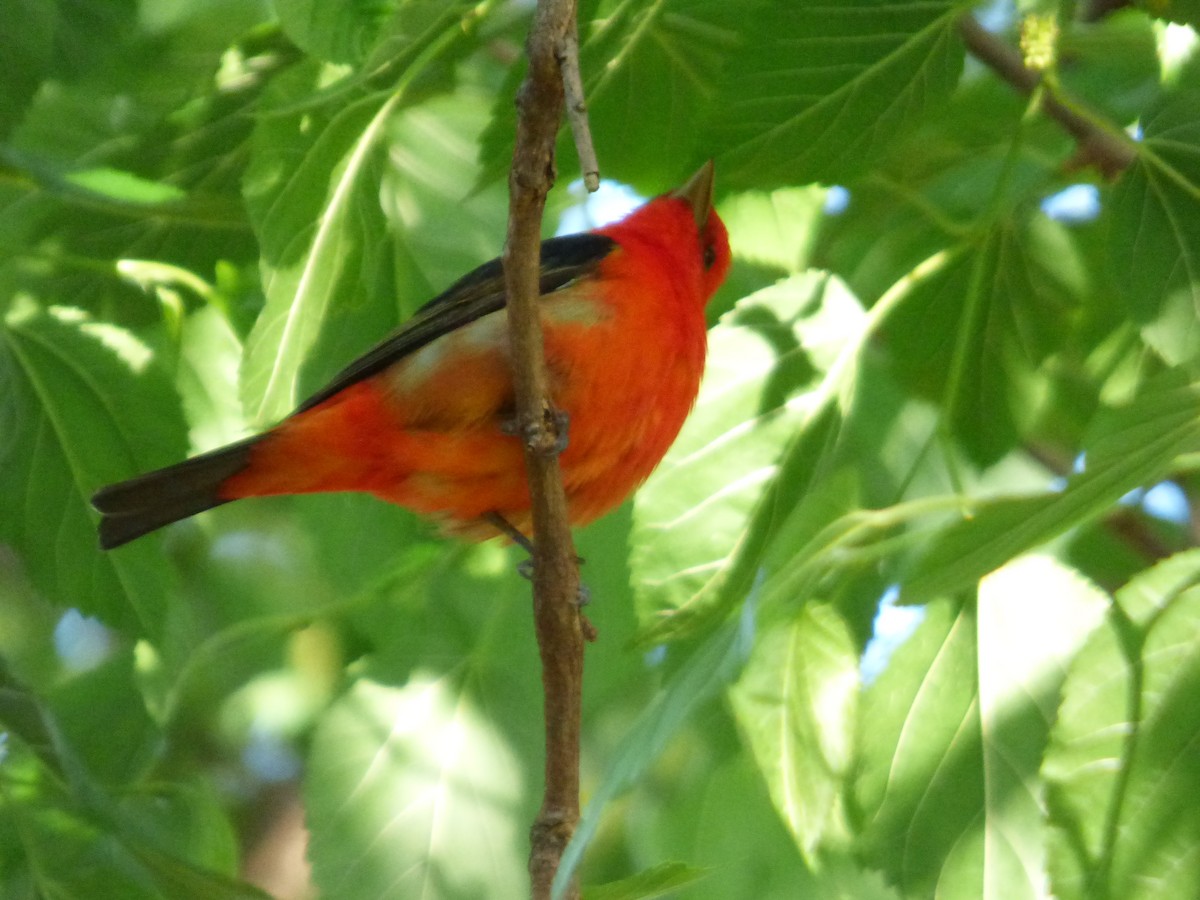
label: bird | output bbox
[92,162,731,550]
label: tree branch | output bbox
[957,14,1137,179]
[502,2,588,898]
[558,16,599,192]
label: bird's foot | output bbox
[485,512,589,607]
[501,407,570,456]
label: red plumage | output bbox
[93,163,731,548]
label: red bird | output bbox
[93,163,731,549]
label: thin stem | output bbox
[557,15,600,191]
[957,14,1137,178]
[502,2,588,898]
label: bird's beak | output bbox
[671,160,715,229]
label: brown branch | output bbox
[957,14,1137,179]
[558,16,599,192]
[502,2,588,898]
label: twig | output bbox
[957,14,1137,179]
[558,16,600,192]
[502,2,588,898]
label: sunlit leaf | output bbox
[729,602,858,862]
[305,674,528,899]
[240,40,505,423]
[631,271,863,626]
[719,186,828,275]
[0,301,185,635]
[974,556,1108,899]
[858,555,1111,897]
[64,168,188,205]
[177,305,245,453]
[634,252,959,647]
[380,91,512,303]
[1110,91,1200,365]
[903,376,1200,601]
[855,599,979,894]
[1044,550,1200,900]
[240,73,402,424]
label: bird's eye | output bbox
[703,245,717,270]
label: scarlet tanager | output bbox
[93,162,731,549]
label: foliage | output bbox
[2,0,1200,897]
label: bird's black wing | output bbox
[294,232,618,414]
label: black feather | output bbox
[92,438,257,549]
[92,232,618,548]
[296,232,617,412]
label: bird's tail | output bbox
[92,437,260,549]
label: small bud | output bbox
[1020,14,1058,73]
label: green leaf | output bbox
[305,674,528,899]
[1146,0,1200,29]
[239,4,479,423]
[719,186,828,275]
[633,252,957,647]
[479,0,738,191]
[583,862,710,900]
[177,306,245,453]
[0,301,186,635]
[902,376,1200,602]
[240,50,502,423]
[117,782,262,900]
[0,0,56,139]
[46,650,160,786]
[1044,550,1200,900]
[305,87,510,398]
[578,0,737,187]
[273,0,391,64]
[342,539,546,732]
[378,92,511,307]
[1109,91,1200,365]
[0,733,263,900]
[973,556,1108,898]
[858,556,1110,898]
[1057,10,1160,128]
[729,602,858,862]
[630,272,863,626]
[63,168,189,205]
[883,217,1080,465]
[855,599,981,894]
[33,0,137,81]
[711,0,966,188]
[240,73,403,424]
[684,757,901,899]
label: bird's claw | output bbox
[516,557,590,607]
[485,512,587,604]
[501,408,570,456]
[548,408,570,455]
[517,560,596,637]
